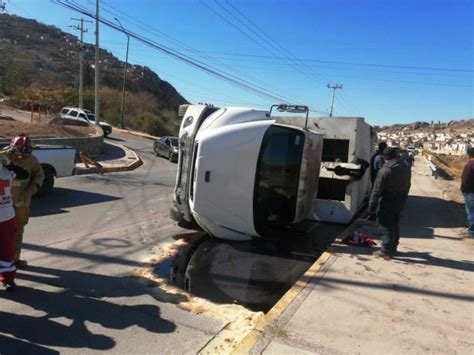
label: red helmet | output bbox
[10,134,33,154]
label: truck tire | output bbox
[37,166,55,196]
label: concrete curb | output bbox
[73,141,143,175]
[113,127,159,141]
[227,221,361,354]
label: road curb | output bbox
[228,221,361,354]
[73,141,143,175]
[113,127,159,141]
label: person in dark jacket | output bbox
[461,147,474,237]
[368,147,411,259]
[370,142,388,184]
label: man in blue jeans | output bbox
[368,147,411,259]
[461,147,474,237]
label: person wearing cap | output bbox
[461,147,474,237]
[368,147,411,259]
[370,142,388,184]
[3,134,45,269]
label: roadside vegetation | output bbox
[6,85,180,136]
[431,154,468,180]
[0,14,188,137]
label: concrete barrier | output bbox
[0,124,104,156]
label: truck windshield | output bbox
[170,138,178,147]
[254,125,305,235]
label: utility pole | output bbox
[327,84,343,117]
[94,0,100,126]
[115,17,129,129]
[70,18,92,109]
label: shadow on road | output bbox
[2,266,176,352]
[402,195,467,230]
[31,188,121,217]
[0,335,60,355]
[99,142,127,161]
[105,136,126,142]
[332,193,473,273]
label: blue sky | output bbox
[6,0,473,126]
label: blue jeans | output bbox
[464,192,474,230]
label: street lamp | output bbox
[115,17,129,129]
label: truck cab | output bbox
[171,104,323,241]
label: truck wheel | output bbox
[37,167,55,196]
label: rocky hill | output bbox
[0,14,188,134]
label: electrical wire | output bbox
[52,0,327,113]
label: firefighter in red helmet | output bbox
[4,134,44,269]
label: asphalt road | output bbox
[1,132,345,353]
[29,132,178,246]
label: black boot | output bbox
[4,281,16,292]
[15,260,28,269]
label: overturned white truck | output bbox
[170,104,375,241]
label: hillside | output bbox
[0,14,188,135]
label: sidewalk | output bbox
[237,158,474,354]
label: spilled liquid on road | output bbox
[153,222,345,312]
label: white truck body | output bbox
[32,145,76,178]
[171,104,323,241]
[33,145,76,195]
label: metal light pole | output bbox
[115,17,129,129]
[327,84,343,117]
[94,0,100,126]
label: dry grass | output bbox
[434,154,469,179]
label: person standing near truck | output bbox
[461,147,474,237]
[368,147,411,259]
[4,134,45,269]
[0,153,29,291]
[370,142,388,184]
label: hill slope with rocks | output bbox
[0,13,188,135]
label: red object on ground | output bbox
[0,218,17,283]
[344,230,377,247]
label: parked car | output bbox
[154,136,178,162]
[60,107,113,137]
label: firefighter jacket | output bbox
[3,151,45,207]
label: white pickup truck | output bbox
[33,145,76,195]
[1,143,76,195]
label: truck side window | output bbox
[69,110,78,117]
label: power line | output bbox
[51,0,326,113]
[327,84,343,117]
[177,51,473,73]
[96,0,294,105]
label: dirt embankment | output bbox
[429,153,468,180]
[0,118,96,140]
